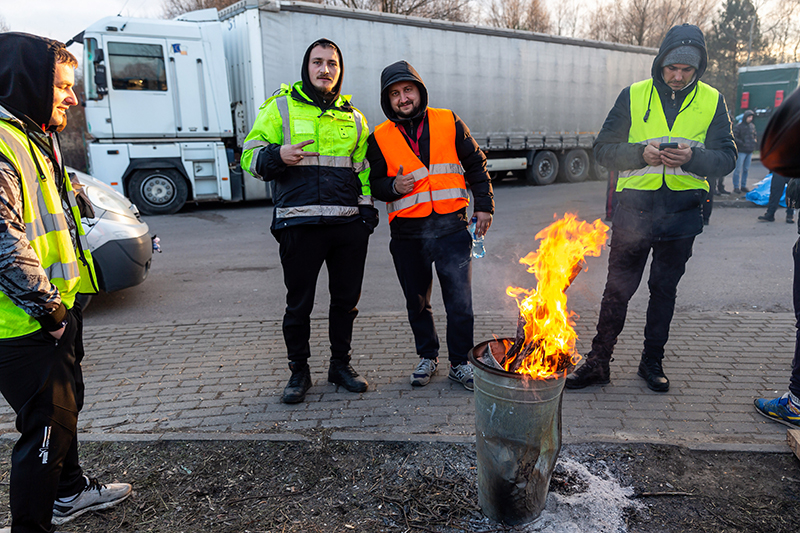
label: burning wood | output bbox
[499,214,609,379]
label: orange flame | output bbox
[503,213,609,379]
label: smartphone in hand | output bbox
[659,142,679,150]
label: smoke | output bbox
[523,457,643,533]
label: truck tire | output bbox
[526,150,559,185]
[559,149,591,183]
[129,169,188,215]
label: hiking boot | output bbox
[565,358,610,389]
[51,476,132,525]
[328,360,368,393]
[758,214,775,222]
[410,357,438,387]
[754,392,800,428]
[281,362,312,404]
[449,362,474,391]
[637,357,669,392]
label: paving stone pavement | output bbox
[0,311,795,451]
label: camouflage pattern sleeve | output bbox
[0,159,61,318]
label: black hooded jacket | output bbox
[366,61,494,239]
[733,110,758,153]
[593,24,736,241]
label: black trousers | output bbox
[278,221,370,364]
[765,173,795,219]
[0,306,87,533]
[589,230,695,363]
[790,237,800,397]
[389,229,474,366]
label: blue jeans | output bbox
[733,152,752,189]
[390,229,474,365]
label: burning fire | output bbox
[501,213,609,379]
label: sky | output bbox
[2,0,160,44]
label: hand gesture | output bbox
[659,143,692,168]
[393,165,415,195]
[474,211,493,237]
[280,140,319,166]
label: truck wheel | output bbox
[128,169,188,215]
[526,151,559,185]
[559,149,590,183]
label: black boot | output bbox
[565,358,611,389]
[637,355,669,392]
[328,359,368,393]
[281,362,312,404]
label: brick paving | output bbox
[0,310,794,451]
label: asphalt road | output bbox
[85,161,797,326]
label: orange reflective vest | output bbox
[373,108,469,223]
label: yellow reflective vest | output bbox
[0,118,97,339]
[617,79,718,194]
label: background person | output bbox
[0,33,131,532]
[366,61,494,391]
[565,24,736,393]
[732,110,757,194]
[241,39,377,404]
[757,172,794,223]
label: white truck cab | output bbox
[78,9,270,215]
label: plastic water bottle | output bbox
[469,216,486,259]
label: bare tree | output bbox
[486,0,550,32]
[327,0,474,22]
[161,0,240,18]
[585,0,716,48]
[760,0,800,63]
[550,0,580,37]
[0,15,9,32]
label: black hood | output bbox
[379,61,429,124]
[0,32,61,129]
[300,38,344,111]
[652,24,707,94]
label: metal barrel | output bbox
[469,338,566,525]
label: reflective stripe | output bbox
[275,205,360,218]
[620,166,706,183]
[431,187,469,202]
[408,167,428,183]
[295,155,353,168]
[248,146,265,179]
[45,259,81,282]
[353,159,370,173]
[276,96,291,144]
[352,110,363,157]
[358,194,374,206]
[243,139,271,151]
[429,163,464,175]
[388,192,432,214]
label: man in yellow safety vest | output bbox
[0,33,131,531]
[566,24,736,393]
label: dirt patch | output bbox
[0,438,798,532]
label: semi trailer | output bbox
[71,0,655,215]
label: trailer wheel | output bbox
[526,150,559,185]
[128,169,188,215]
[559,149,590,183]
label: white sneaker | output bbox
[449,362,474,391]
[410,358,438,386]
[52,476,132,525]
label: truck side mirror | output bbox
[94,49,108,96]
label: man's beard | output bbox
[396,105,419,119]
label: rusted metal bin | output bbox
[469,338,566,525]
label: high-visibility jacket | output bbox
[0,118,97,339]
[373,108,469,223]
[617,79,718,194]
[241,82,372,231]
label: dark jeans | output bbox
[0,306,88,533]
[589,230,695,363]
[278,221,370,364]
[390,229,474,365]
[765,173,795,219]
[790,237,800,397]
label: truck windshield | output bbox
[107,42,167,91]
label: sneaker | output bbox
[449,362,474,391]
[410,358,438,387]
[733,188,741,194]
[754,392,800,428]
[741,186,750,192]
[52,476,132,525]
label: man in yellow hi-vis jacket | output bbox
[241,39,377,404]
[0,33,131,531]
[566,24,736,393]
